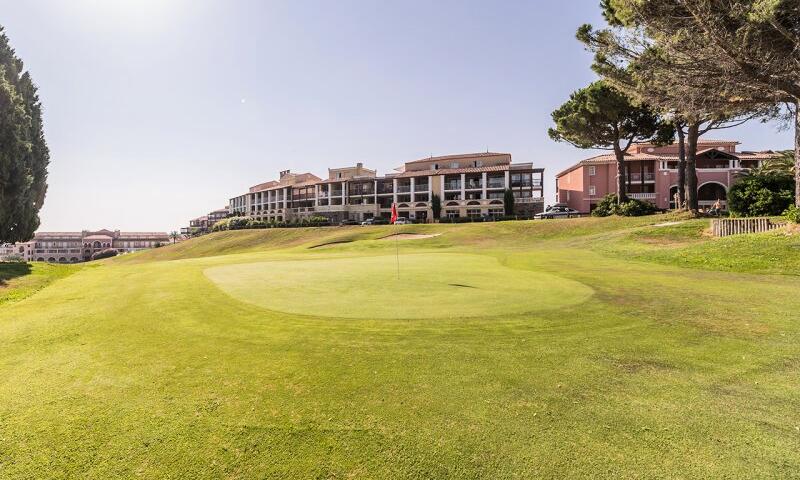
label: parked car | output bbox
[361,217,389,226]
[534,206,580,219]
[393,217,412,225]
[339,219,360,226]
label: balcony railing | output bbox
[627,192,656,200]
[465,182,483,189]
[487,180,505,189]
[396,185,411,193]
[414,184,429,192]
[444,182,461,191]
[629,172,655,182]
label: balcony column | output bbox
[460,173,466,201]
[328,183,332,205]
[440,175,445,195]
[341,181,347,205]
[504,171,510,190]
[283,188,288,210]
[392,178,398,205]
[410,177,415,202]
[481,172,487,200]
[314,184,319,207]
[374,180,378,210]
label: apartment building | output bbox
[182,208,230,235]
[229,153,545,223]
[555,139,782,213]
[0,229,170,263]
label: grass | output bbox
[1,217,799,478]
[0,261,82,306]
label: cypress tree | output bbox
[0,26,49,243]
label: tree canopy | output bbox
[549,80,673,201]
[0,26,49,243]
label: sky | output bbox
[1,0,793,232]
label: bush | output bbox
[784,204,800,224]
[728,173,795,217]
[592,194,658,217]
[91,248,118,261]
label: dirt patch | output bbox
[653,221,685,227]
[378,233,441,241]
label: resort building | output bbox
[0,229,170,263]
[182,207,230,235]
[229,153,545,223]
[555,139,782,213]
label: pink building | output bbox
[555,139,782,213]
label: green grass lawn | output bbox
[1,217,799,478]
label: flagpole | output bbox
[391,202,399,280]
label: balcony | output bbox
[465,181,483,190]
[444,182,461,191]
[487,180,505,189]
[414,183,429,192]
[396,185,411,193]
[629,172,655,182]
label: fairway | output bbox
[205,253,593,319]
[2,218,800,478]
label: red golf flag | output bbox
[390,203,398,224]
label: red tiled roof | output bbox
[556,148,781,178]
[405,152,511,165]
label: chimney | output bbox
[279,169,291,178]
[356,162,363,169]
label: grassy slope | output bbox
[0,262,83,306]
[1,216,799,479]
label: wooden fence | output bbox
[711,217,786,237]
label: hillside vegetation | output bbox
[1,216,799,479]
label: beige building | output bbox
[229,153,544,223]
[0,229,170,263]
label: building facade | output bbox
[0,229,170,263]
[182,208,230,235]
[555,140,782,213]
[229,153,545,223]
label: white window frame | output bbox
[588,166,596,176]
[589,185,596,196]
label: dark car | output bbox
[339,219,360,226]
[534,206,581,219]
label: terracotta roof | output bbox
[556,148,782,178]
[405,152,511,165]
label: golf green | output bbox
[204,253,593,319]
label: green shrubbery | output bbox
[728,173,795,217]
[784,205,800,224]
[591,194,658,217]
[211,216,332,231]
[90,249,118,261]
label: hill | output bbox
[1,216,799,478]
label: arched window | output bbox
[466,201,480,206]
[415,203,427,208]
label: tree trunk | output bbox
[676,127,687,209]
[795,101,800,207]
[686,122,700,212]
[613,142,627,203]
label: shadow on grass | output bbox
[0,262,32,287]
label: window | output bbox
[588,166,596,176]
[589,185,596,196]
[450,162,459,168]
[472,160,482,167]
[433,163,439,169]
[337,172,343,179]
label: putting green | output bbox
[204,253,593,319]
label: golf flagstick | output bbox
[391,202,399,279]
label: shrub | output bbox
[728,173,795,217]
[592,194,658,217]
[784,205,800,224]
[91,248,118,261]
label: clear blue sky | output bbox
[2,0,792,232]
